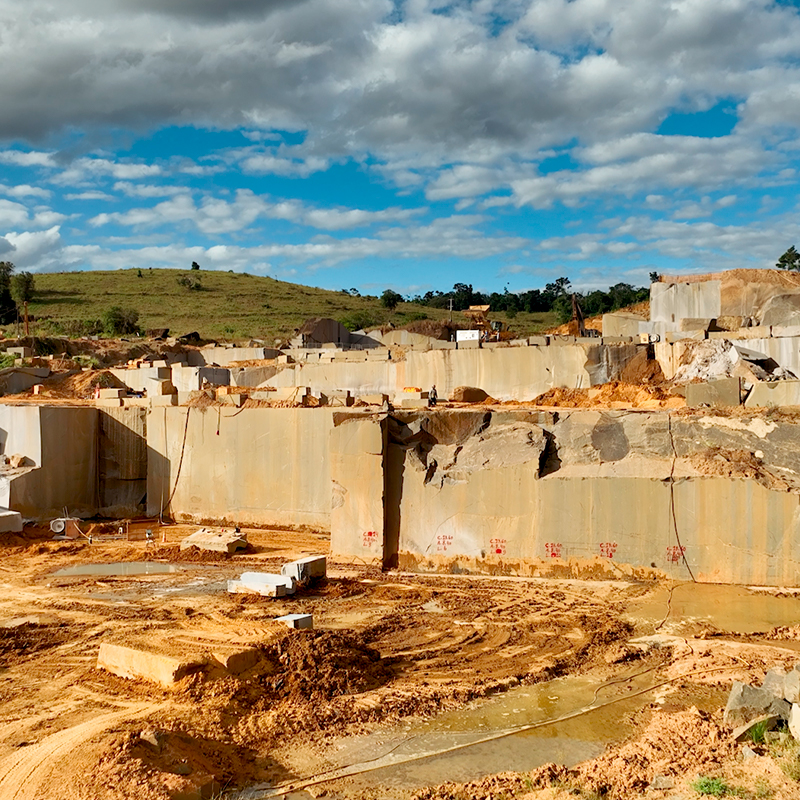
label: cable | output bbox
[667,414,696,582]
[254,664,739,797]
[159,407,191,518]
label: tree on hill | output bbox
[191,261,200,271]
[0,262,16,324]
[381,289,403,311]
[103,306,140,336]
[10,272,35,335]
[777,246,800,270]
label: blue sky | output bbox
[1,0,800,297]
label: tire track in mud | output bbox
[0,702,161,800]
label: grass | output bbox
[17,269,559,342]
[692,777,732,797]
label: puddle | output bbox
[627,582,800,635]
[51,561,182,577]
[248,668,725,797]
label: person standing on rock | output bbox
[429,385,438,407]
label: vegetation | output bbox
[410,278,649,324]
[381,289,404,311]
[0,262,18,324]
[692,777,732,796]
[102,306,140,336]
[21,268,560,341]
[777,246,800,271]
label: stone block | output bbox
[724,681,779,727]
[745,380,800,409]
[98,388,127,399]
[122,397,149,407]
[430,340,457,349]
[666,330,706,343]
[211,647,260,675]
[281,555,326,583]
[6,347,32,358]
[0,508,23,533]
[152,380,177,395]
[180,528,248,554]
[359,393,389,405]
[275,613,313,630]
[790,703,800,741]
[685,377,741,408]
[227,578,285,598]
[400,398,430,408]
[97,398,124,407]
[150,395,178,406]
[762,667,787,698]
[784,670,800,704]
[450,386,490,403]
[601,336,634,344]
[219,393,245,407]
[97,642,204,687]
[528,336,549,346]
[238,571,296,596]
[457,339,480,349]
[403,390,429,399]
[678,318,712,332]
[771,325,800,339]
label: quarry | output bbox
[4,269,800,799]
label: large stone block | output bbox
[724,681,779,726]
[275,613,313,629]
[97,642,205,687]
[180,528,248,554]
[281,555,326,583]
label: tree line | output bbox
[381,277,651,323]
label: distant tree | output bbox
[777,246,800,271]
[103,306,140,336]
[649,271,660,283]
[381,289,403,311]
[0,262,15,323]
[10,272,35,309]
[191,261,200,271]
[137,269,143,278]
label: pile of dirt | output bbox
[152,545,240,563]
[0,621,72,667]
[532,381,684,409]
[414,709,733,800]
[687,448,792,492]
[29,369,128,399]
[617,347,666,384]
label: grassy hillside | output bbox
[18,268,557,342]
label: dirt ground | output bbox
[0,526,798,800]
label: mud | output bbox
[1,527,800,799]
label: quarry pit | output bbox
[3,270,800,798]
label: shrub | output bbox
[691,777,729,797]
[103,306,140,336]
[177,275,203,291]
[339,311,378,332]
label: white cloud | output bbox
[114,182,189,198]
[65,191,115,201]
[0,184,51,200]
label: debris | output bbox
[723,681,781,726]
[228,572,296,597]
[179,528,248,554]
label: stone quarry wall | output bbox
[98,407,148,518]
[0,406,98,519]
[330,408,800,585]
[146,406,335,528]
[264,343,638,402]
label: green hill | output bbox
[17,268,557,342]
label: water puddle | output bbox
[51,561,182,577]
[626,582,800,635]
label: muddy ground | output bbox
[0,526,798,800]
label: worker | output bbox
[429,385,438,407]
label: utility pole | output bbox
[24,301,29,337]
[449,298,453,322]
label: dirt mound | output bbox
[152,545,247,563]
[532,381,684,409]
[29,369,128,400]
[450,386,492,403]
[617,348,665,384]
[0,621,72,667]
[415,709,733,800]
[688,448,792,492]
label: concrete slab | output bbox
[275,613,313,629]
[97,642,205,687]
[180,528,248,554]
[281,555,326,583]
